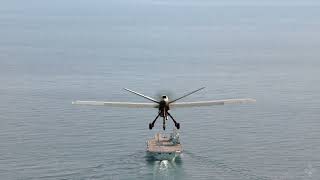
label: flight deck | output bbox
[146,129,182,160]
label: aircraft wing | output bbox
[170,98,256,108]
[72,101,159,108]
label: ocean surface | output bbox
[1,0,320,179]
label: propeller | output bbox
[123,88,159,103]
[154,90,175,101]
[169,87,205,104]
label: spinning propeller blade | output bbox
[124,88,159,103]
[169,87,205,104]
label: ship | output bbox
[146,128,182,161]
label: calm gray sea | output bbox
[1,0,320,179]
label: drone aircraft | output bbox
[72,87,255,130]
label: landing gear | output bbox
[149,112,161,130]
[149,111,180,130]
[176,123,180,129]
[163,117,166,130]
[167,112,180,129]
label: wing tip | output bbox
[72,100,81,105]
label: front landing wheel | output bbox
[176,123,180,129]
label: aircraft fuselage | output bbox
[158,96,170,118]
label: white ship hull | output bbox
[147,151,182,161]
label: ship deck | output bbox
[146,133,182,153]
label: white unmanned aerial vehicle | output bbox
[72,87,255,130]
